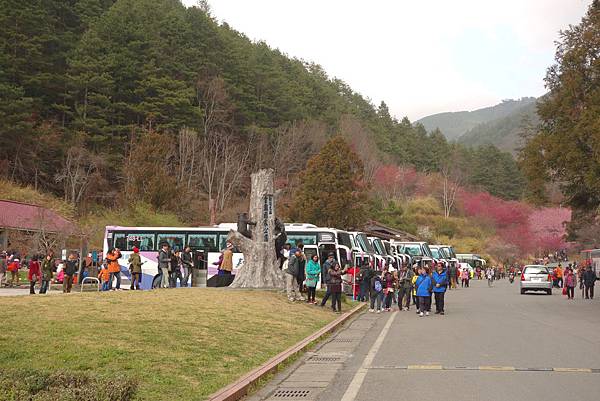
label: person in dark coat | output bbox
[328,261,345,313]
[40,252,54,294]
[582,266,597,300]
[320,253,336,307]
[63,253,78,293]
[181,246,193,287]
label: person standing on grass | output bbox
[63,253,78,293]
[320,253,336,307]
[564,266,577,300]
[181,246,193,287]
[28,255,41,294]
[328,261,344,313]
[284,248,301,301]
[98,264,110,291]
[106,248,122,291]
[305,254,321,304]
[7,256,19,287]
[128,247,142,290]
[432,262,448,315]
[415,266,433,317]
[582,266,596,300]
[158,243,170,289]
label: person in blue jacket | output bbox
[432,262,448,315]
[415,266,433,317]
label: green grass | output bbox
[0,288,337,400]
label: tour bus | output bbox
[369,236,396,270]
[387,241,412,267]
[580,249,600,278]
[350,231,379,268]
[438,245,459,268]
[429,245,450,268]
[382,240,407,268]
[456,253,487,269]
[392,241,435,267]
[103,225,245,289]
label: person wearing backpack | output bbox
[415,266,433,317]
[432,262,448,315]
[369,272,384,313]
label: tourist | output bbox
[432,262,448,315]
[582,266,596,300]
[564,266,577,300]
[219,242,234,275]
[63,253,78,293]
[328,261,344,313]
[28,255,41,294]
[411,265,419,305]
[296,242,306,295]
[284,248,301,301]
[382,265,394,312]
[486,267,494,287]
[106,248,122,290]
[397,264,414,311]
[358,261,372,302]
[0,252,6,287]
[40,251,53,294]
[305,254,321,304]
[449,262,458,289]
[7,256,19,287]
[98,264,110,291]
[169,250,183,288]
[181,246,194,287]
[415,266,432,317]
[128,247,142,290]
[158,243,170,288]
[320,253,336,307]
[369,271,384,313]
[461,266,470,288]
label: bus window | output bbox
[337,232,353,250]
[157,233,185,251]
[188,233,218,252]
[287,234,317,246]
[338,249,349,268]
[126,233,155,251]
[113,233,126,250]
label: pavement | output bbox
[249,279,600,401]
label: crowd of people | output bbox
[543,263,597,300]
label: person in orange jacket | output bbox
[98,264,110,291]
[555,265,564,288]
[106,248,122,290]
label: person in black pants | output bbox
[328,262,345,313]
[582,266,596,299]
[320,253,336,307]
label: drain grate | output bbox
[271,389,312,399]
[333,338,358,343]
[307,355,344,363]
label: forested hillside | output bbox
[457,99,539,154]
[0,0,531,250]
[418,97,537,142]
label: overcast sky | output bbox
[182,0,589,120]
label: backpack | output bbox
[374,278,382,292]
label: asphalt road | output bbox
[255,278,600,401]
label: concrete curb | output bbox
[207,302,366,401]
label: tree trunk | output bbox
[228,169,284,289]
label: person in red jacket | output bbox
[28,256,41,294]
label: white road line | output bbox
[340,312,397,401]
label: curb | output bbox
[207,302,366,401]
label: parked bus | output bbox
[429,245,449,268]
[369,236,396,270]
[350,231,379,268]
[438,245,459,268]
[456,253,487,269]
[393,241,435,267]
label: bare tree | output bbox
[439,154,465,219]
[55,146,99,207]
[338,115,381,182]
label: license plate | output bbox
[533,278,541,282]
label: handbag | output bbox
[562,286,567,296]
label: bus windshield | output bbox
[372,239,388,256]
[403,244,423,256]
[423,243,434,258]
[431,248,441,259]
[356,234,375,253]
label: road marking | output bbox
[479,366,515,371]
[553,367,593,373]
[340,312,397,401]
[407,365,443,370]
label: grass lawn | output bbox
[0,288,339,400]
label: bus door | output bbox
[303,245,321,289]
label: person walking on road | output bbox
[40,252,54,294]
[320,253,336,307]
[382,266,395,312]
[305,254,321,304]
[328,261,344,313]
[415,266,433,317]
[128,247,142,290]
[397,264,414,311]
[461,266,470,288]
[106,248,122,290]
[582,266,596,300]
[486,267,494,287]
[158,243,170,289]
[565,267,577,300]
[432,263,448,315]
[357,261,371,302]
[449,262,457,289]
[28,256,41,294]
[369,271,384,313]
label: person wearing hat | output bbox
[319,253,337,307]
[128,247,143,290]
[7,256,20,287]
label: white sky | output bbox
[182,0,590,120]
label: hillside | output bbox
[417,97,537,141]
[457,99,539,154]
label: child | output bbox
[369,272,384,313]
[415,267,433,317]
[98,264,110,291]
[305,254,320,304]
